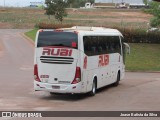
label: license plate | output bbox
[52,86,60,89]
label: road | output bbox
[0,29,160,119]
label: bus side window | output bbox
[104,38,107,54]
[98,46,102,53]
[83,36,90,56]
[91,47,96,54]
[108,36,121,54]
[83,36,121,56]
[98,36,106,54]
[91,36,98,55]
[114,37,121,54]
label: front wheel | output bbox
[89,80,96,96]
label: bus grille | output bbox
[40,56,74,64]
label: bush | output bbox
[117,27,160,44]
[150,17,160,27]
[108,26,160,44]
[37,22,75,29]
[37,23,160,44]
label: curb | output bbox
[21,33,35,46]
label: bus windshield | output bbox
[37,31,78,49]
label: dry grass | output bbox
[0,7,153,29]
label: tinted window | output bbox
[83,36,121,56]
[37,31,78,49]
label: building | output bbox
[95,0,152,8]
[95,0,145,4]
[30,2,45,8]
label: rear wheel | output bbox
[89,79,97,96]
[113,72,120,87]
[50,92,61,95]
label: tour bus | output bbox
[34,26,130,96]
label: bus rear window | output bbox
[37,31,78,49]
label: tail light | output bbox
[71,67,81,84]
[39,29,44,32]
[34,64,41,82]
[74,31,78,34]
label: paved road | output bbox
[0,29,160,119]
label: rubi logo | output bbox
[42,48,72,56]
[83,56,87,69]
[98,54,109,67]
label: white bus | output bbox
[34,26,130,96]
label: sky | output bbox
[0,0,45,7]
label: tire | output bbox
[89,80,96,96]
[50,92,61,95]
[113,72,120,87]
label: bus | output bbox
[34,26,130,96]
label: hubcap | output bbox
[92,82,96,93]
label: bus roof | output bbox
[61,26,122,36]
[39,26,123,36]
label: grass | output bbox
[126,43,160,71]
[25,29,160,71]
[0,7,152,29]
[25,29,38,41]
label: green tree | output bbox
[143,0,148,5]
[45,0,68,24]
[67,0,74,8]
[149,1,160,27]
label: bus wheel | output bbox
[89,79,96,96]
[50,92,61,95]
[113,72,120,87]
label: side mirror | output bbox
[123,43,130,55]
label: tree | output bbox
[67,0,74,8]
[143,0,148,5]
[149,1,160,27]
[45,0,68,24]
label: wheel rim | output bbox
[92,82,96,94]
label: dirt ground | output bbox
[0,7,153,29]
[0,22,12,29]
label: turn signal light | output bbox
[34,64,41,82]
[71,67,81,84]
